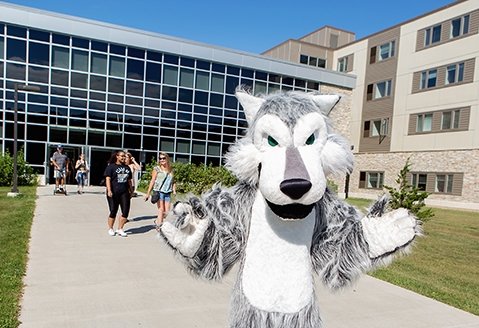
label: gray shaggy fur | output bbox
[160,90,420,328]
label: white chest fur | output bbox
[242,192,316,313]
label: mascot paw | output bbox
[160,201,210,258]
[362,208,419,258]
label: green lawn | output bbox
[0,186,36,328]
[347,198,479,315]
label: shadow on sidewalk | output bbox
[125,224,157,235]
[128,215,156,222]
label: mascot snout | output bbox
[280,178,312,200]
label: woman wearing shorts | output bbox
[144,152,176,228]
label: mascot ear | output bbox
[311,94,341,116]
[235,90,265,125]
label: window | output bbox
[446,63,464,85]
[52,46,69,69]
[416,113,432,132]
[441,110,460,130]
[364,118,389,138]
[109,56,125,77]
[420,69,437,89]
[425,24,442,46]
[371,120,381,137]
[379,41,395,61]
[412,173,427,191]
[299,54,326,68]
[338,56,348,72]
[91,53,107,74]
[72,50,88,72]
[359,171,384,189]
[451,15,470,38]
[374,80,392,99]
[435,174,453,193]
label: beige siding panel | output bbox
[416,29,425,51]
[460,107,471,129]
[412,72,421,93]
[347,54,354,72]
[362,100,394,121]
[432,111,442,131]
[452,173,464,195]
[426,174,436,193]
[365,59,398,84]
[408,115,418,135]
[469,10,479,34]
[437,67,446,88]
[464,58,475,83]
[359,136,391,153]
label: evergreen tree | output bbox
[384,158,434,221]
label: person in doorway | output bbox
[125,152,141,197]
[75,153,89,194]
[144,152,176,229]
[51,145,69,193]
[104,150,133,237]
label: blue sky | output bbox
[3,0,453,53]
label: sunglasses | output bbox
[159,157,166,160]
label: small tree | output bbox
[0,149,37,187]
[384,158,434,221]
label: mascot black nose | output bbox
[280,178,312,200]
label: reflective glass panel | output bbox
[72,50,88,71]
[180,68,194,88]
[52,47,69,69]
[29,42,49,66]
[91,53,107,74]
[109,56,125,77]
[7,38,26,62]
[127,59,144,80]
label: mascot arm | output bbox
[311,190,420,290]
[160,185,246,280]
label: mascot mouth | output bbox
[266,200,314,220]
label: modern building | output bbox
[0,1,354,186]
[263,0,479,210]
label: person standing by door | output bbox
[104,150,133,237]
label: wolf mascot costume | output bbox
[160,89,420,328]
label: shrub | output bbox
[139,160,238,195]
[383,158,434,221]
[0,150,37,187]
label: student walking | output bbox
[104,150,133,237]
[144,152,176,229]
[75,153,89,194]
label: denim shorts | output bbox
[159,192,171,202]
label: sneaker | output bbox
[116,229,127,237]
[108,229,116,236]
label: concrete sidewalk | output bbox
[19,186,478,327]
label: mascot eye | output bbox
[267,136,279,147]
[305,133,315,145]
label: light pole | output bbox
[8,84,41,197]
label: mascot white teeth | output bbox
[160,88,421,328]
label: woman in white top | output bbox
[144,152,176,228]
[126,152,141,196]
[75,153,89,194]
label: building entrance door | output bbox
[89,149,114,186]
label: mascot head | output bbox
[225,88,353,220]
